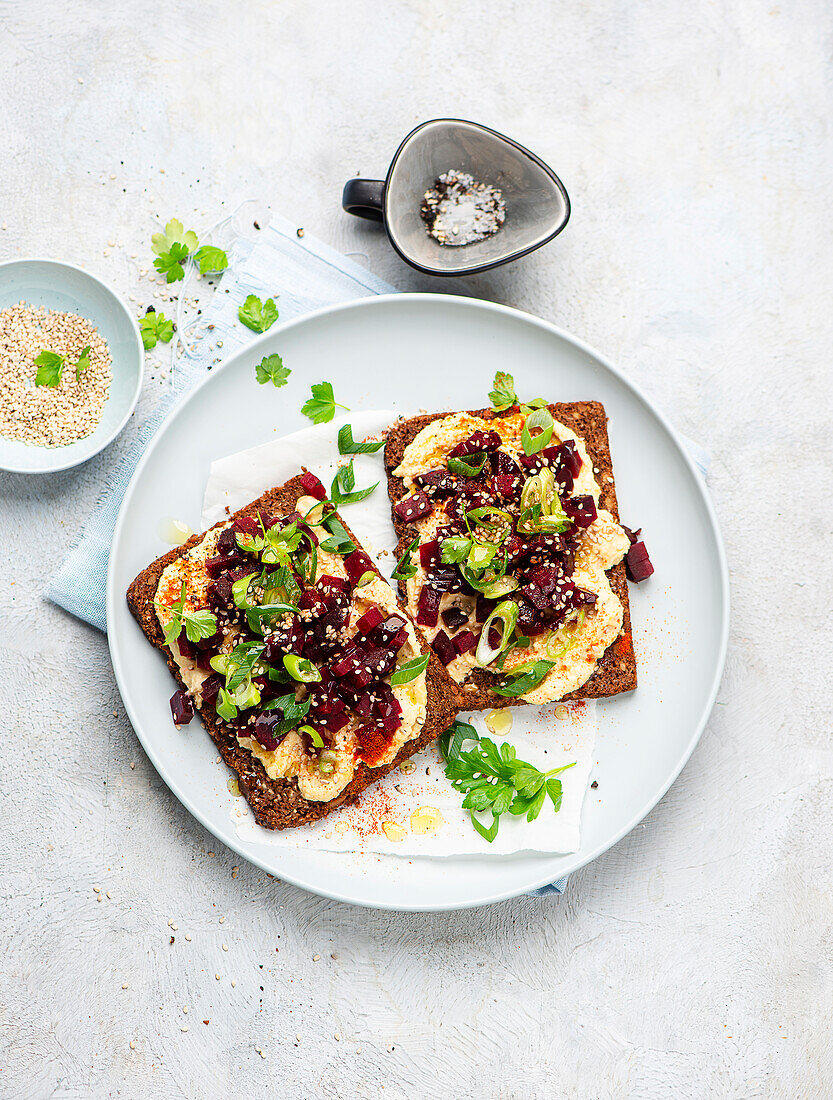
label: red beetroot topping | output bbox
[626,540,654,582]
[299,470,327,501]
[394,490,433,523]
[344,549,375,585]
[452,630,477,655]
[354,605,384,636]
[416,586,441,627]
[170,690,194,726]
[431,629,457,666]
[448,429,502,457]
[419,540,441,568]
[441,606,469,631]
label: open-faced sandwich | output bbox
[385,400,639,709]
[127,472,458,830]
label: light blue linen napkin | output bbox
[48,213,709,899]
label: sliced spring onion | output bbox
[299,724,325,748]
[356,570,376,588]
[318,749,339,774]
[246,602,301,634]
[303,499,327,525]
[391,534,420,580]
[518,470,571,534]
[390,653,429,686]
[231,572,258,609]
[448,452,488,477]
[479,575,519,599]
[283,654,322,683]
[209,653,230,675]
[521,408,555,455]
[476,600,519,666]
[545,610,587,660]
[466,505,513,532]
[492,659,556,698]
[231,680,261,710]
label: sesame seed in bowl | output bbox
[0,259,143,474]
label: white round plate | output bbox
[107,294,728,911]
[0,258,143,473]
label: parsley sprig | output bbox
[139,311,174,350]
[151,218,228,283]
[163,582,218,647]
[255,353,290,387]
[34,347,93,387]
[488,370,548,416]
[239,294,278,333]
[301,381,348,425]
[439,720,575,842]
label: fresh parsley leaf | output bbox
[440,536,472,564]
[438,721,575,842]
[153,241,190,283]
[489,370,519,411]
[390,654,429,686]
[162,582,188,646]
[182,609,218,644]
[329,460,379,506]
[193,245,228,275]
[34,350,65,387]
[255,353,290,387]
[337,423,386,455]
[152,218,199,257]
[139,312,175,350]
[74,346,91,380]
[301,381,348,425]
[238,294,279,333]
[392,535,420,580]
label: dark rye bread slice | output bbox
[384,403,637,710]
[126,474,459,831]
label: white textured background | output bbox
[1,1,831,1097]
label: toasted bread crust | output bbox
[127,475,459,830]
[383,403,637,710]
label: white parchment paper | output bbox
[201,413,596,857]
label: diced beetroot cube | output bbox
[517,599,547,636]
[355,605,384,636]
[369,615,407,645]
[390,627,409,650]
[232,515,260,537]
[299,470,327,501]
[206,573,234,609]
[205,553,245,578]
[253,714,279,750]
[264,617,303,660]
[216,526,238,555]
[176,627,196,660]
[559,439,582,478]
[345,666,373,689]
[363,646,398,678]
[570,586,598,608]
[626,540,654,582]
[447,488,492,527]
[419,540,441,568]
[193,628,223,652]
[195,649,215,672]
[492,473,522,500]
[491,450,523,477]
[417,586,441,627]
[448,429,502,457]
[331,645,362,678]
[452,630,477,655]
[299,588,328,618]
[344,549,375,586]
[414,469,457,499]
[431,629,456,666]
[475,594,496,622]
[426,564,462,593]
[200,675,221,707]
[563,494,597,529]
[394,490,433,523]
[441,607,469,631]
[318,710,350,733]
[170,689,194,726]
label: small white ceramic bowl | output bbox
[0,258,143,474]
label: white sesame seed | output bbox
[129,1040,136,1050]
[181,1026,189,1032]
[222,943,228,952]
[121,983,128,990]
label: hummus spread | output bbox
[155,497,428,802]
[393,412,630,702]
